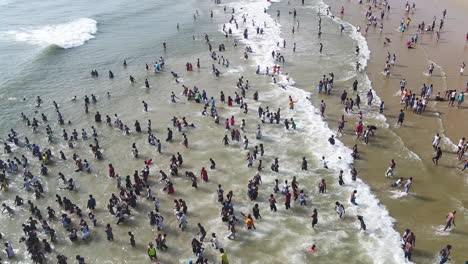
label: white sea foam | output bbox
[307,2,389,127]
[389,190,408,199]
[426,60,447,79]
[225,67,244,74]
[311,1,370,69]
[433,225,451,236]
[5,18,97,49]
[433,117,460,153]
[441,134,458,152]
[222,0,409,262]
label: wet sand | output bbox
[321,0,468,262]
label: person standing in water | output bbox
[147,242,157,261]
[350,190,358,205]
[240,213,256,230]
[301,157,308,170]
[385,159,396,177]
[320,100,326,118]
[443,210,456,231]
[397,109,404,126]
[439,245,452,264]
[335,202,345,218]
[220,248,229,264]
[311,209,318,228]
[404,177,413,193]
[432,147,443,165]
[432,133,441,150]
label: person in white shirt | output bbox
[404,177,413,193]
[211,233,219,249]
[458,137,465,149]
[432,133,441,150]
[391,177,404,187]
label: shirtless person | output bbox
[443,210,456,231]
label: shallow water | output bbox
[0,0,449,263]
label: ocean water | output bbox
[0,0,411,263]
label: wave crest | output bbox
[5,18,97,49]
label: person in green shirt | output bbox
[220,248,229,264]
[457,92,464,108]
[147,242,157,261]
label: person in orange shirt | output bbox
[240,213,256,230]
[288,96,297,110]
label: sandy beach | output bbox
[321,0,468,262]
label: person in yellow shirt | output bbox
[288,98,297,110]
[220,248,229,264]
[1,180,8,191]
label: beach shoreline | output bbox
[0,0,466,262]
[320,0,468,262]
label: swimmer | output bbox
[306,244,316,254]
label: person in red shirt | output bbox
[108,164,115,178]
[293,188,299,201]
[165,180,174,194]
[285,191,291,210]
[355,123,363,139]
[201,167,208,182]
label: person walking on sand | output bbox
[443,210,456,231]
[457,91,464,108]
